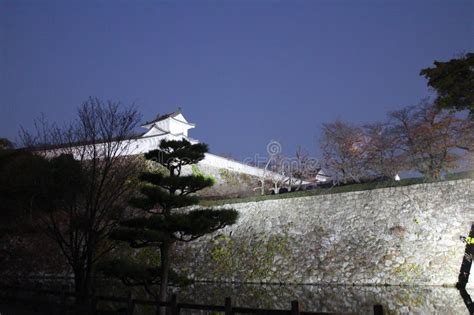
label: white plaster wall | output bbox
[199,153,266,177]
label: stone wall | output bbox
[175,179,474,287]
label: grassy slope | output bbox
[198,171,474,207]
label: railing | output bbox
[0,285,385,315]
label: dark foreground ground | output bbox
[0,281,472,315]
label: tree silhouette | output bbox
[390,100,469,180]
[420,53,473,117]
[108,139,238,311]
[19,98,142,307]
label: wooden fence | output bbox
[0,285,385,315]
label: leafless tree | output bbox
[20,98,142,305]
[251,155,271,195]
[267,153,291,194]
[320,120,368,183]
[389,100,468,180]
[289,146,321,190]
[456,118,474,152]
[362,122,405,178]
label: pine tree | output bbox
[420,53,473,117]
[107,139,238,307]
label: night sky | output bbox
[1,0,472,160]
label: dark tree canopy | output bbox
[0,146,84,229]
[0,148,48,228]
[420,53,474,116]
[146,139,209,176]
[107,139,238,308]
[0,138,14,151]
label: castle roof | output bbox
[140,107,195,129]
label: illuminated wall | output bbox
[176,179,474,287]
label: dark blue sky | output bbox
[1,0,473,160]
